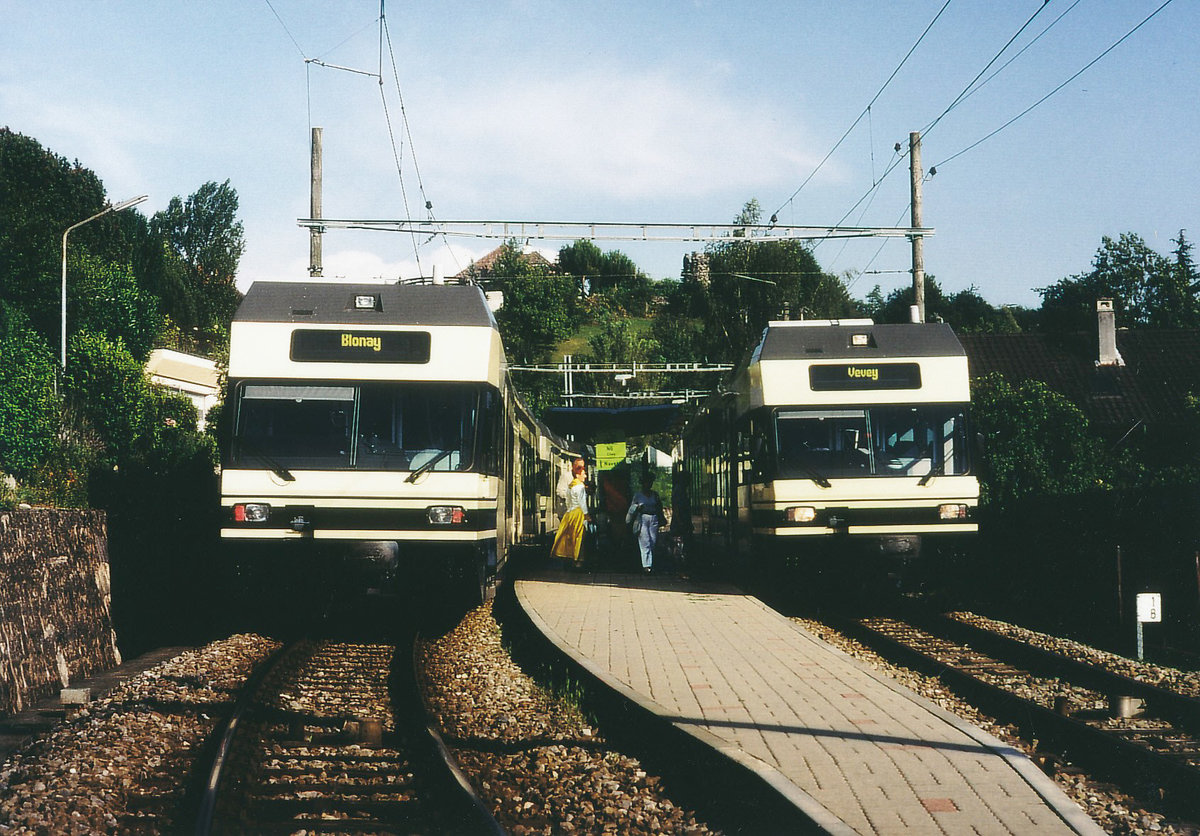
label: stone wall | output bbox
[0,509,121,717]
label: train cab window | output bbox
[232,381,488,473]
[773,405,970,480]
[235,384,355,469]
[871,406,969,477]
[357,383,477,473]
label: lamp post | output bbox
[61,194,148,372]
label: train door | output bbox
[520,434,537,540]
[732,412,755,560]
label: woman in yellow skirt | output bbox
[551,459,589,567]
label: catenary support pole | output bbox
[910,131,925,323]
[310,127,323,277]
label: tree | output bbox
[0,310,59,479]
[0,128,124,343]
[1160,229,1200,329]
[558,240,604,289]
[1037,233,1193,331]
[558,239,651,309]
[695,200,857,361]
[971,373,1111,506]
[69,251,164,360]
[864,278,1021,333]
[151,180,245,333]
[481,241,581,362]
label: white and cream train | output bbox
[219,279,576,601]
[678,318,978,576]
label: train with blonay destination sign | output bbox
[218,277,578,605]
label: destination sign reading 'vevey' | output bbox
[809,362,922,391]
[290,329,431,363]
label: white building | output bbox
[145,349,220,430]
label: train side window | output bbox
[748,411,772,482]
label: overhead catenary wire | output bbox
[772,0,953,220]
[264,0,448,277]
[943,0,1082,116]
[918,0,1054,139]
[931,0,1179,171]
[816,1,1060,258]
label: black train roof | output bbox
[757,321,965,362]
[233,281,497,328]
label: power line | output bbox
[263,0,306,59]
[818,2,1056,252]
[944,0,1082,115]
[771,0,954,219]
[919,0,1054,138]
[932,0,1179,171]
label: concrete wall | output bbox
[0,509,121,716]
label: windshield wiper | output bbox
[405,448,455,483]
[237,440,295,482]
[918,459,944,486]
[806,467,832,489]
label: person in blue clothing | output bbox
[626,473,666,573]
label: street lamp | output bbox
[61,194,148,371]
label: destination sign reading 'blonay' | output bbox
[290,330,431,363]
[809,362,922,391]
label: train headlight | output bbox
[233,502,271,523]
[427,505,467,525]
[938,503,968,520]
[784,506,817,523]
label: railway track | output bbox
[826,608,1200,821]
[193,635,500,835]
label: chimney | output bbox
[1096,299,1124,367]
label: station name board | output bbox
[809,362,921,391]
[290,329,431,363]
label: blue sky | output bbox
[4,1,1195,307]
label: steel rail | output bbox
[914,611,1200,735]
[832,615,1200,821]
[411,634,506,836]
[193,642,292,836]
[192,636,501,835]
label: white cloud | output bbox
[0,83,172,194]
[423,66,826,206]
[237,239,508,289]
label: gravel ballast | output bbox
[795,616,1200,836]
[0,634,279,834]
[5,597,1197,834]
[418,603,720,835]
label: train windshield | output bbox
[232,382,494,473]
[774,405,969,480]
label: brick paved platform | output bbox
[515,570,1103,835]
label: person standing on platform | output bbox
[551,459,589,569]
[627,473,666,573]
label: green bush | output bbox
[0,315,60,478]
[971,373,1111,506]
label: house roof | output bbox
[959,329,1200,430]
[453,245,554,278]
[145,348,219,391]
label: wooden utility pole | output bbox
[909,130,925,323]
[310,127,323,278]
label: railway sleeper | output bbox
[249,795,428,820]
[908,609,1200,734]
[260,767,417,783]
[256,781,417,797]
[839,618,1200,821]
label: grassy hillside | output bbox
[552,317,656,360]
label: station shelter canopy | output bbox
[542,403,682,443]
